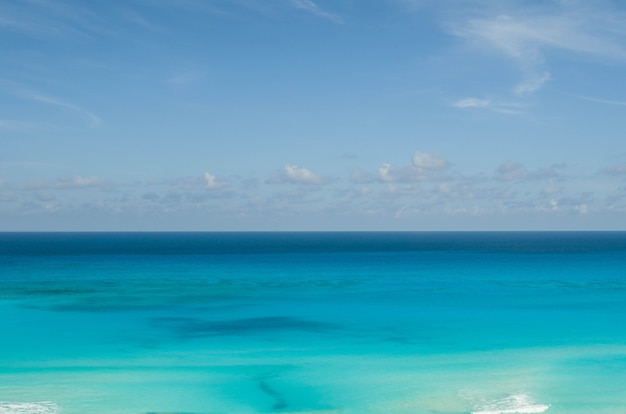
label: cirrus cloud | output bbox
[450,1,626,97]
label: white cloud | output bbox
[67,176,99,187]
[284,164,322,184]
[375,153,450,183]
[457,10,626,63]
[378,163,393,182]
[16,91,101,126]
[452,3,626,95]
[577,96,626,106]
[288,0,342,23]
[203,172,228,189]
[453,98,490,108]
[453,97,525,115]
[412,152,449,172]
[514,71,551,95]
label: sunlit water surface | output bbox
[1,232,625,413]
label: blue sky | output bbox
[2,0,626,230]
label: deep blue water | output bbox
[1,232,625,413]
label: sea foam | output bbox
[470,393,549,414]
[0,401,59,414]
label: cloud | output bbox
[494,162,564,184]
[601,163,626,176]
[456,9,626,63]
[374,152,450,183]
[166,65,207,86]
[452,2,626,94]
[0,119,42,131]
[122,9,160,31]
[66,176,99,187]
[412,152,449,172]
[453,97,525,115]
[396,0,434,11]
[578,96,626,106]
[453,98,490,108]
[22,175,100,191]
[543,180,561,195]
[378,163,393,182]
[350,169,375,184]
[495,161,528,181]
[16,91,101,126]
[203,172,229,189]
[142,192,160,202]
[283,164,322,184]
[287,0,342,23]
[0,0,116,39]
[514,71,551,95]
[160,173,231,191]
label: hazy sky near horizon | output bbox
[2,0,626,230]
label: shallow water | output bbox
[1,232,625,413]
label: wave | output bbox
[469,393,549,414]
[0,401,59,414]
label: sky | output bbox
[2,0,626,231]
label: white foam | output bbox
[470,393,549,414]
[0,401,59,414]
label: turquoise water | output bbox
[1,232,625,413]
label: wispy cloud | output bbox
[514,71,551,95]
[16,91,101,126]
[122,9,160,31]
[0,119,41,131]
[453,97,490,108]
[451,1,626,95]
[0,0,115,39]
[577,95,626,106]
[453,97,525,115]
[166,66,208,86]
[287,0,342,23]
[456,8,626,61]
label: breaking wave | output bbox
[469,393,549,414]
[0,401,59,414]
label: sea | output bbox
[0,232,625,414]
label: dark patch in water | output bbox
[153,316,338,338]
[256,378,288,411]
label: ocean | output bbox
[1,232,625,413]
